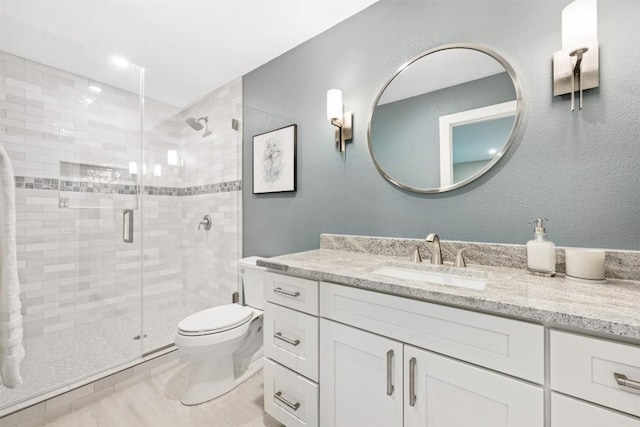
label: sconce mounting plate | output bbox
[553,44,599,96]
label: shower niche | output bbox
[58,161,139,210]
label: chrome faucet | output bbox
[425,233,443,265]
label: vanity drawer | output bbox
[551,393,640,426]
[320,282,544,383]
[264,358,319,427]
[550,330,640,417]
[264,302,319,381]
[264,272,319,315]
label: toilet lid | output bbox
[178,305,254,335]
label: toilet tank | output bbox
[238,256,266,310]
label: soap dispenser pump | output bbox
[526,218,556,277]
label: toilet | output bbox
[175,256,265,405]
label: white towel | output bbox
[0,144,24,388]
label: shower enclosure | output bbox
[0,17,242,413]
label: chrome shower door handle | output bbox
[386,349,395,396]
[123,209,133,243]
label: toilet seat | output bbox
[178,304,254,336]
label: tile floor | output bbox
[2,305,195,409]
[41,364,282,427]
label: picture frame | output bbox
[252,124,297,194]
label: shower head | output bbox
[185,116,212,138]
[185,116,205,131]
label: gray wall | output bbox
[371,73,515,188]
[243,0,640,256]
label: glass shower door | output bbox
[0,16,145,409]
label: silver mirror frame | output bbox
[367,43,523,194]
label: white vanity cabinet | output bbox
[262,269,640,427]
[319,317,542,427]
[319,319,403,427]
[404,345,543,427]
[550,330,640,425]
[318,282,544,427]
[263,272,320,427]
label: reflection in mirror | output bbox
[368,45,522,193]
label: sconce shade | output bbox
[562,0,598,52]
[553,0,599,109]
[327,89,343,120]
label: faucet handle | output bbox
[198,214,212,231]
[455,248,471,268]
[410,246,422,263]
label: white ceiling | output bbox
[0,0,378,108]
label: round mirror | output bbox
[368,44,522,193]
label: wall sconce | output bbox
[167,149,185,176]
[326,89,353,153]
[167,150,178,166]
[553,0,599,111]
[128,161,138,175]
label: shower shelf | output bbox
[58,161,139,210]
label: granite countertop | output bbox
[258,248,640,341]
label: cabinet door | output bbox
[551,393,640,427]
[320,319,403,427]
[404,345,543,427]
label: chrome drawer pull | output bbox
[275,391,300,411]
[274,332,300,346]
[614,373,640,391]
[409,357,417,407]
[274,287,300,297]
[386,349,395,396]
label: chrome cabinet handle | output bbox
[409,357,417,406]
[274,391,300,411]
[614,373,640,391]
[123,209,133,243]
[274,332,300,346]
[387,349,395,396]
[274,287,300,298]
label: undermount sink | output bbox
[372,265,487,290]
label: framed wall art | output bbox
[252,124,297,194]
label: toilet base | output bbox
[180,356,263,406]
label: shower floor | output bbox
[0,304,195,411]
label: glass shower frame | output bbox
[0,22,147,410]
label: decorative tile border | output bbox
[14,177,60,190]
[14,176,242,196]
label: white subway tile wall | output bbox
[178,83,242,309]
[0,49,242,408]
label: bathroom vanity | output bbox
[258,236,640,427]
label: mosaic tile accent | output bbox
[14,177,60,190]
[14,176,242,196]
[180,180,243,196]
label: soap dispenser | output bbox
[526,218,556,277]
